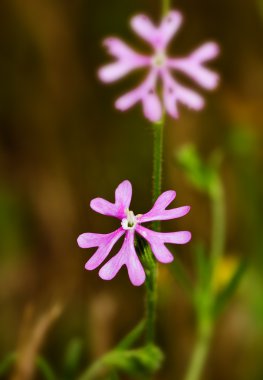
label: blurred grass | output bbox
[0,0,263,379]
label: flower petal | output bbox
[167,42,220,90]
[190,42,220,62]
[103,37,140,59]
[168,59,219,90]
[116,69,161,122]
[176,83,205,110]
[156,190,177,208]
[115,89,141,111]
[161,70,204,117]
[136,225,191,263]
[99,230,145,286]
[98,62,138,83]
[161,70,204,116]
[159,11,183,48]
[77,228,125,270]
[90,180,132,219]
[140,190,190,223]
[115,180,132,215]
[98,38,150,83]
[130,14,157,45]
[90,198,118,218]
[142,90,162,122]
[162,81,179,118]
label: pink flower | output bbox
[98,10,220,122]
[77,180,191,286]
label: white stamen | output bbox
[152,51,166,67]
[121,209,137,230]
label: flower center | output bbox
[152,51,166,67]
[121,209,137,230]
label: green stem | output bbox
[143,0,168,344]
[184,177,226,380]
[184,323,212,380]
[78,320,145,380]
[162,0,170,16]
[144,245,158,343]
[152,118,164,207]
[210,178,225,269]
[78,357,107,380]
[144,115,165,344]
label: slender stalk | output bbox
[144,244,158,343]
[184,178,226,380]
[210,178,225,268]
[144,116,165,344]
[152,118,164,206]
[184,323,212,380]
[162,0,170,16]
[78,357,107,380]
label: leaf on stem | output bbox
[103,344,163,378]
[117,320,145,350]
[175,144,221,196]
[62,338,83,380]
[168,254,193,300]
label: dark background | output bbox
[0,0,263,379]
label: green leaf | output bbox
[0,352,56,380]
[214,259,247,316]
[168,255,193,300]
[105,371,119,380]
[0,352,16,376]
[117,320,145,350]
[62,338,83,379]
[77,345,163,380]
[175,144,221,197]
[36,355,57,380]
[194,243,212,291]
[193,243,214,321]
[103,345,163,378]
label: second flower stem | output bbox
[144,0,169,346]
[162,0,170,16]
[145,117,165,344]
[152,118,164,205]
[184,177,225,380]
[184,323,212,380]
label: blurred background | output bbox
[0,0,263,379]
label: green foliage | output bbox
[117,320,145,350]
[78,344,163,380]
[0,353,56,380]
[214,260,248,317]
[175,144,222,197]
[194,243,212,292]
[36,356,57,380]
[0,352,16,377]
[168,254,193,300]
[62,338,83,380]
[103,344,163,378]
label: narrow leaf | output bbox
[214,259,247,316]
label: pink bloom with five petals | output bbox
[98,10,220,122]
[77,180,191,286]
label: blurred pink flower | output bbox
[98,10,220,122]
[77,180,191,286]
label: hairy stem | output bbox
[152,118,164,207]
[144,244,158,343]
[144,116,165,345]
